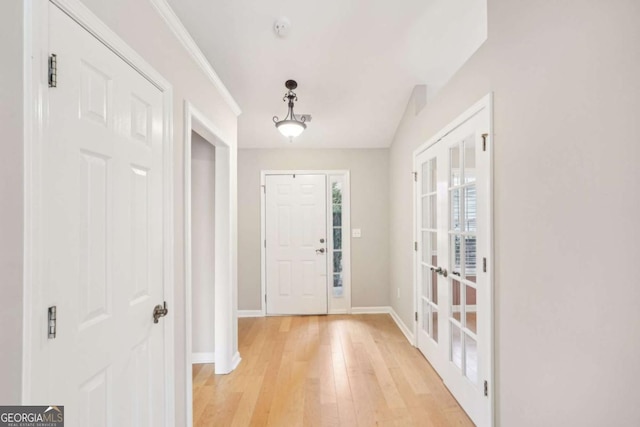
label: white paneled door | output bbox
[265,175,328,315]
[36,6,167,425]
[415,105,492,426]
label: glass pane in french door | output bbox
[420,157,438,342]
[448,136,479,385]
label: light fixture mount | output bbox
[273,79,307,142]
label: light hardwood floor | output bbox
[192,314,474,426]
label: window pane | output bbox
[429,194,437,228]
[464,186,476,232]
[333,273,343,288]
[451,189,461,231]
[464,138,476,184]
[464,236,476,279]
[451,234,461,277]
[450,144,461,186]
[333,251,342,274]
[431,308,439,342]
[451,324,462,369]
[332,204,342,226]
[333,227,342,250]
[422,300,430,333]
[332,181,342,204]
[429,158,437,193]
[421,264,430,299]
[465,285,477,334]
[452,279,461,323]
[465,334,478,384]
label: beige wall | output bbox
[0,0,24,405]
[389,0,640,425]
[4,0,239,422]
[238,149,389,310]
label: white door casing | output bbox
[265,174,328,315]
[414,96,493,427]
[26,4,171,425]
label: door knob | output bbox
[316,248,325,254]
[153,301,168,324]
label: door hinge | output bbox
[413,172,417,182]
[415,311,418,322]
[414,241,418,252]
[482,133,488,152]
[484,380,489,396]
[48,54,57,88]
[48,306,57,339]
[262,185,266,194]
[483,257,487,273]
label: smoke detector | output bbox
[274,17,291,38]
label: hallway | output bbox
[193,315,473,426]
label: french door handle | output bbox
[316,248,325,254]
[430,266,448,278]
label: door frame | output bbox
[260,170,352,316]
[183,101,239,426]
[23,0,175,423]
[412,93,494,426]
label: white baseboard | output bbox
[191,352,215,364]
[231,352,242,371]
[351,306,391,314]
[238,309,264,318]
[389,307,415,346]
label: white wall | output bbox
[389,0,640,425]
[238,148,389,310]
[0,0,24,405]
[191,132,215,358]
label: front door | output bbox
[415,106,492,426]
[32,5,168,425]
[265,174,328,315]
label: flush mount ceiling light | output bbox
[273,80,307,142]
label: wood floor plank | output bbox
[193,314,474,426]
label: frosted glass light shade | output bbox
[276,120,306,138]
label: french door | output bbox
[415,104,492,426]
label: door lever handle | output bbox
[429,266,448,278]
[316,248,325,254]
[153,301,168,324]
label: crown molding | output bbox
[150,0,242,116]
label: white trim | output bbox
[184,101,238,427]
[231,352,242,371]
[191,352,215,364]
[328,309,348,315]
[389,307,415,345]
[260,170,352,316]
[351,306,391,314]
[238,310,264,318]
[413,94,493,157]
[23,2,176,425]
[149,0,241,116]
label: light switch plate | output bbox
[352,228,361,238]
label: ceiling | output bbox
[167,0,487,148]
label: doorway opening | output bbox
[184,102,239,427]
